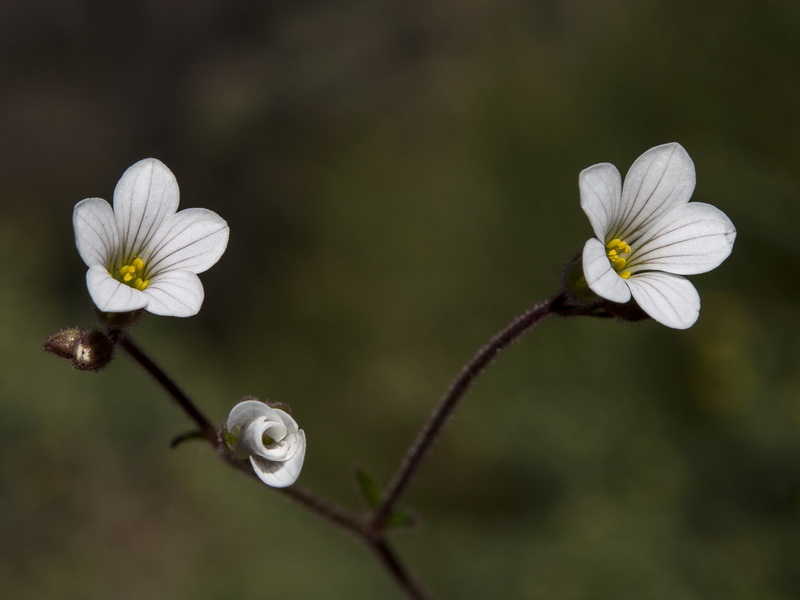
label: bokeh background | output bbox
[2,0,799,598]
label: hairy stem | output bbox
[119,334,218,443]
[370,538,433,600]
[369,294,562,531]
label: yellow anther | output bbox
[606,238,631,253]
[606,237,633,277]
[114,256,150,290]
[610,256,627,271]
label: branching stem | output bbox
[117,332,430,599]
[114,291,565,599]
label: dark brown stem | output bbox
[119,334,217,443]
[220,431,431,598]
[370,538,433,600]
[218,447,366,536]
[369,294,561,532]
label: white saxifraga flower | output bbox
[580,143,736,329]
[227,399,307,488]
[73,158,229,317]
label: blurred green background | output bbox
[2,0,799,598]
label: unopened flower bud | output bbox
[43,328,114,371]
[226,397,306,488]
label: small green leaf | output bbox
[386,508,416,529]
[354,468,416,528]
[170,430,206,449]
[354,468,382,508]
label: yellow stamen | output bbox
[114,257,151,290]
[606,238,631,254]
[606,238,632,276]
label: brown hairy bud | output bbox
[72,330,114,371]
[43,328,115,371]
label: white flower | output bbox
[73,158,229,317]
[227,399,307,488]
[580,143,736,329]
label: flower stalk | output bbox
[118,334,218,443]
[369,294,561,532]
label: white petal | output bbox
[629,203,736,275]
[86,265,148,312]
[579,163,622,241]
[626,271,700,329]
[242,417,289,457]
[145,208,229,276]
[227,400,273,431]
[73,198,119,268]
[582,238,631,303]
[257,439,296,462]
[261,420,289,444]
[616,143,695,240]
[274,409,301,435]
[143,270,204,317]
[250,430,306,488]
[113,158,180,259]
[280,432,304,460]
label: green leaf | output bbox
[354,468,416,529]
[354,467,382,508]
[386,508,416,529]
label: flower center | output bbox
[115,257,151,291]
[606,238,632,280]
